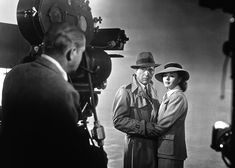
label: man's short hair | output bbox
[43,22,86,55]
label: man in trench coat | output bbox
[112,52,161,168]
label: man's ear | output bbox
[66,48,75,61]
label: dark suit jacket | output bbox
[1,57,91,167]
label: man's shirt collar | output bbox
[41,54,68,81]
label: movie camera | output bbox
[16,0,129,148]
[199,0,234,167]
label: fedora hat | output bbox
[130,52,161,69]
[155,62,190,82]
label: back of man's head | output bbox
[43,22,86,56]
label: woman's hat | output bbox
[155,62,190,82]
[130,52,161,69]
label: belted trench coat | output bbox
[113,76,160,168]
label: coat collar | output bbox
[35,56,66,80]
[131,75,139,93]
[162,87,182,104]
[166,86,181,98]
[41,54,68,81]
[130,75,158,101]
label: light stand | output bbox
[222,16,235,168]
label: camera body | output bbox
[16,0,129,118]
[15,0,129,148]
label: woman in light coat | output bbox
[146,62,190,168]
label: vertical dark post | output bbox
[228,17,235,168]
[84,51,105,148]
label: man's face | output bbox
[69,41,86,72]
[74,45,86,70]
[135,67,155,85]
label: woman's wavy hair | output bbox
[178,71,188,92]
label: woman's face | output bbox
[162,72,181,90]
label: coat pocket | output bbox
[158,134,174,156]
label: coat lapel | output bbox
[158,94,169,121]
[131,76,149,108]
[158,89,182,121]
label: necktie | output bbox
[145,86,151,99]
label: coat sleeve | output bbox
[145,94,187,137]
[112,87,146,136]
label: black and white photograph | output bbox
[0,0,233,168]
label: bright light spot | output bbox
[214,121,230,129]
[0,0,19,24]
[89,0,106,16]
[89,0,103,9]
[219,144,223,149]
